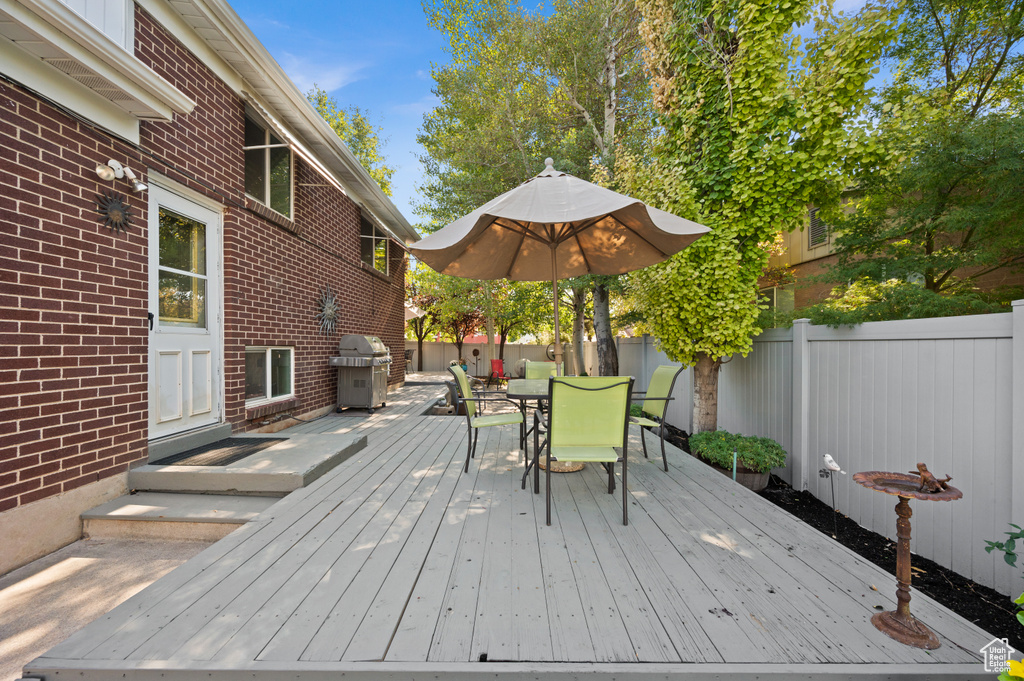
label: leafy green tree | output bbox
[417,0,651,375]
[625,0,891,432]
[816,0,1024,313]
[406,263,441,371]
[307,85,395,196]
[489,280,552,358]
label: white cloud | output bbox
[279,53,367,93]
[392,94,440,117]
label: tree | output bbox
[417,0,652,375]
[406,263,441,372]
[489,280,551,358]
[307,85,396,197]
[625,0,890,432]
[818,0,1024,311]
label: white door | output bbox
[148,183,222,440]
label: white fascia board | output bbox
[11,0,195,118]
[181,0,419,244]
[0,36,140,143]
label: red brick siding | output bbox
[0,6,407,512]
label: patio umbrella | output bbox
[410,158,710,373]
[404,301,426,322]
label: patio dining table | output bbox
[506,378,551,492]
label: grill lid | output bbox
[337,334,388,357]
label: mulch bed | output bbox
[659,423,1021,649]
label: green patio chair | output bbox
[631,365,683,472]
[536,375,634,526]
[524,361,561,379]
[448,366,525,473]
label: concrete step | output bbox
[82,492,278,541]
[131,434,366,495]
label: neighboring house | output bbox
[760,207,838,312]
[762,205,1024,312]
[0,0,419,574]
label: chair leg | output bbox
[640,427,649,459]
[607,462,614,494]
[660,427,668,472]
[464,428,472,473]
[545,445,552,526]
[471,428,479,460]
[622,455,628,526]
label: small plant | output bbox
[688,429,786,474]
[984,525,1024,680]
[629,403,644,418]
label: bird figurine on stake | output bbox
[819,453,845,538]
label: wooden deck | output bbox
[27,380,994,680]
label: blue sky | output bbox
[231,0,447,228]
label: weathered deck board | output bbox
[29,381,995,681]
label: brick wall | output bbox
[0,6,407,514]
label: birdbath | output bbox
[853,466,962,649]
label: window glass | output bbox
[245,347,294,403]
[157,209,207,328]
[374,238,387,272]
[244,116,264,146]
[269,147,291,217]
[271,349,291,398]
[244,149,265,199]
[245,350,267,400]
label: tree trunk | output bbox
[593,280,618,376]
[570,285,588,375]
[484,284,497,363]
[416,335,425,371]
[692,352,722,434]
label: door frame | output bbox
[146,172,225,449]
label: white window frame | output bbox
[244,346,295,406]
[243,114,294,218]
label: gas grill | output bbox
[329,335,391,413]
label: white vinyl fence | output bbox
[717,307,1022,596]
[415,303,1023,595]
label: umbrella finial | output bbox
[544,157,554,171]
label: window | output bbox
[245,347,293,404]
[157,208,207,328]
[808,207,830,248]
[360,217,389,274]
[244,115,292,218]
[759,285,795,313]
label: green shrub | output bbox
[629,403,644,417]
[688,429,786,474]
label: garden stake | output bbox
[732,447,737,482]
[829,472,838,538]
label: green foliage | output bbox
[688,430,787,474]
[307,85,395,197]
[823,114,1024,300]
[818,0,1024,313]
[629,403,644,418]
[804,278,1007,327]
[623,0,891,369]
[985,523,1024,568]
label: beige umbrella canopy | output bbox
[411,159,710,373]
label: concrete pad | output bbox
[128,434,366,495]
[0,538,211,681]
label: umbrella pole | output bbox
[551,245,563,376]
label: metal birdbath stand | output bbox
[852,466,963,650]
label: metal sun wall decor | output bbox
[315,284,339,336]
[96,190,134,234]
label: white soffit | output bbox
[0,0,194,120]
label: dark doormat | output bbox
[153,438,287,467]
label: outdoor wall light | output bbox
[95,160,147,192]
